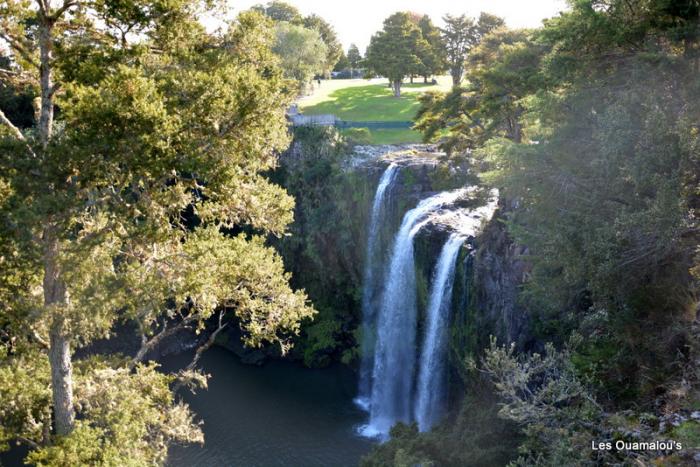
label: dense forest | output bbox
[1,0,699,466]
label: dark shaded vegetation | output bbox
[270,126,367,367]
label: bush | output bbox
[342,128,372,145]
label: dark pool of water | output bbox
[164,347,374,467]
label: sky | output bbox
[221,0,569,51]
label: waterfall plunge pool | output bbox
[163,347,374,467]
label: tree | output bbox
[0,3,314,463]
[441,12,504,86]
[474,12,506,43]
[347,43,363,71]
[302,14,343,77]
[441,14,475,86]
[365,12,429,97]
[272,22,328,89]
[333,50,350,72]
[484,0,700,404]
[417,15,446,83]
[251,1,302,23]
[415,29,543,153]
[251,3,341,78]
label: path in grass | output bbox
[297,76,452,144]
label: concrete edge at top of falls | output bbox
[344,143,446,169]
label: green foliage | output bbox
[416,29,543,153]
[333,50,350,72]
[302,14,343,76]
[342,127,372,145]
[478,337,688,466]
[487,52,699,398]
[251,1,302,23]
[272,126,366,367]
[441,13,505,86]
[411,1,700,464]
[361,375,521,467]
[416,15,447,79]
[347,43,363,69]
[272,21,328,89]
[670,421,700,449]
[366,12,431,96]
[0,350,51,451]
[252,2,341,77]
[0,2,315,463]
[27,361,202,466]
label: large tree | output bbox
[441,14,474,86]
[0,2,314,463]
[365,12,429,97]
[272,21,328,89]
[251,3,341,78]
[417,15,446,83]
[441,12,504,86]
[347,43,363,71]
[251,0,302,23]
[415,28,543,153]
[302,14,343,77]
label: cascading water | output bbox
[357,164,399,409]
[362,189,468,438]
[414,233,466,432]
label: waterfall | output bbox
[415,233,466,432]
[362,189,468,438]
[357,163,399,409]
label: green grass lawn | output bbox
[297,76,451,144]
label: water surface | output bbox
[165,347,373,467]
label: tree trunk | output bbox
[38,19,54,149]
[49,323,74,436]
[392,80,401,97]
[451,67,462,87]
[410,75,414,84]
[44,232,75,436]
[38,16,75,437]
[423,75,428,83]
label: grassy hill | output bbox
[297,76,452,144]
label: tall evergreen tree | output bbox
[417,15,446,82]
[441,13,504,86]
[365,12,429,97]
[441,14,475,86]
[347,43,363,71]
[0,2,314,463]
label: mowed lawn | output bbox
[297,76,452,144]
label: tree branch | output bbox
[129,313,202,369]
[16,436,39,450]
[49,0,77,22]
[173,310,228,392]
[0,109,37,158]
[0,33,40,69]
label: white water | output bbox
[414,233,466,432]
[362,189,468,438]
[357,164,399,409]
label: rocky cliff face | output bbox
[216,135,533,371]
[350,145,533,361]
[469,203,532,350]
